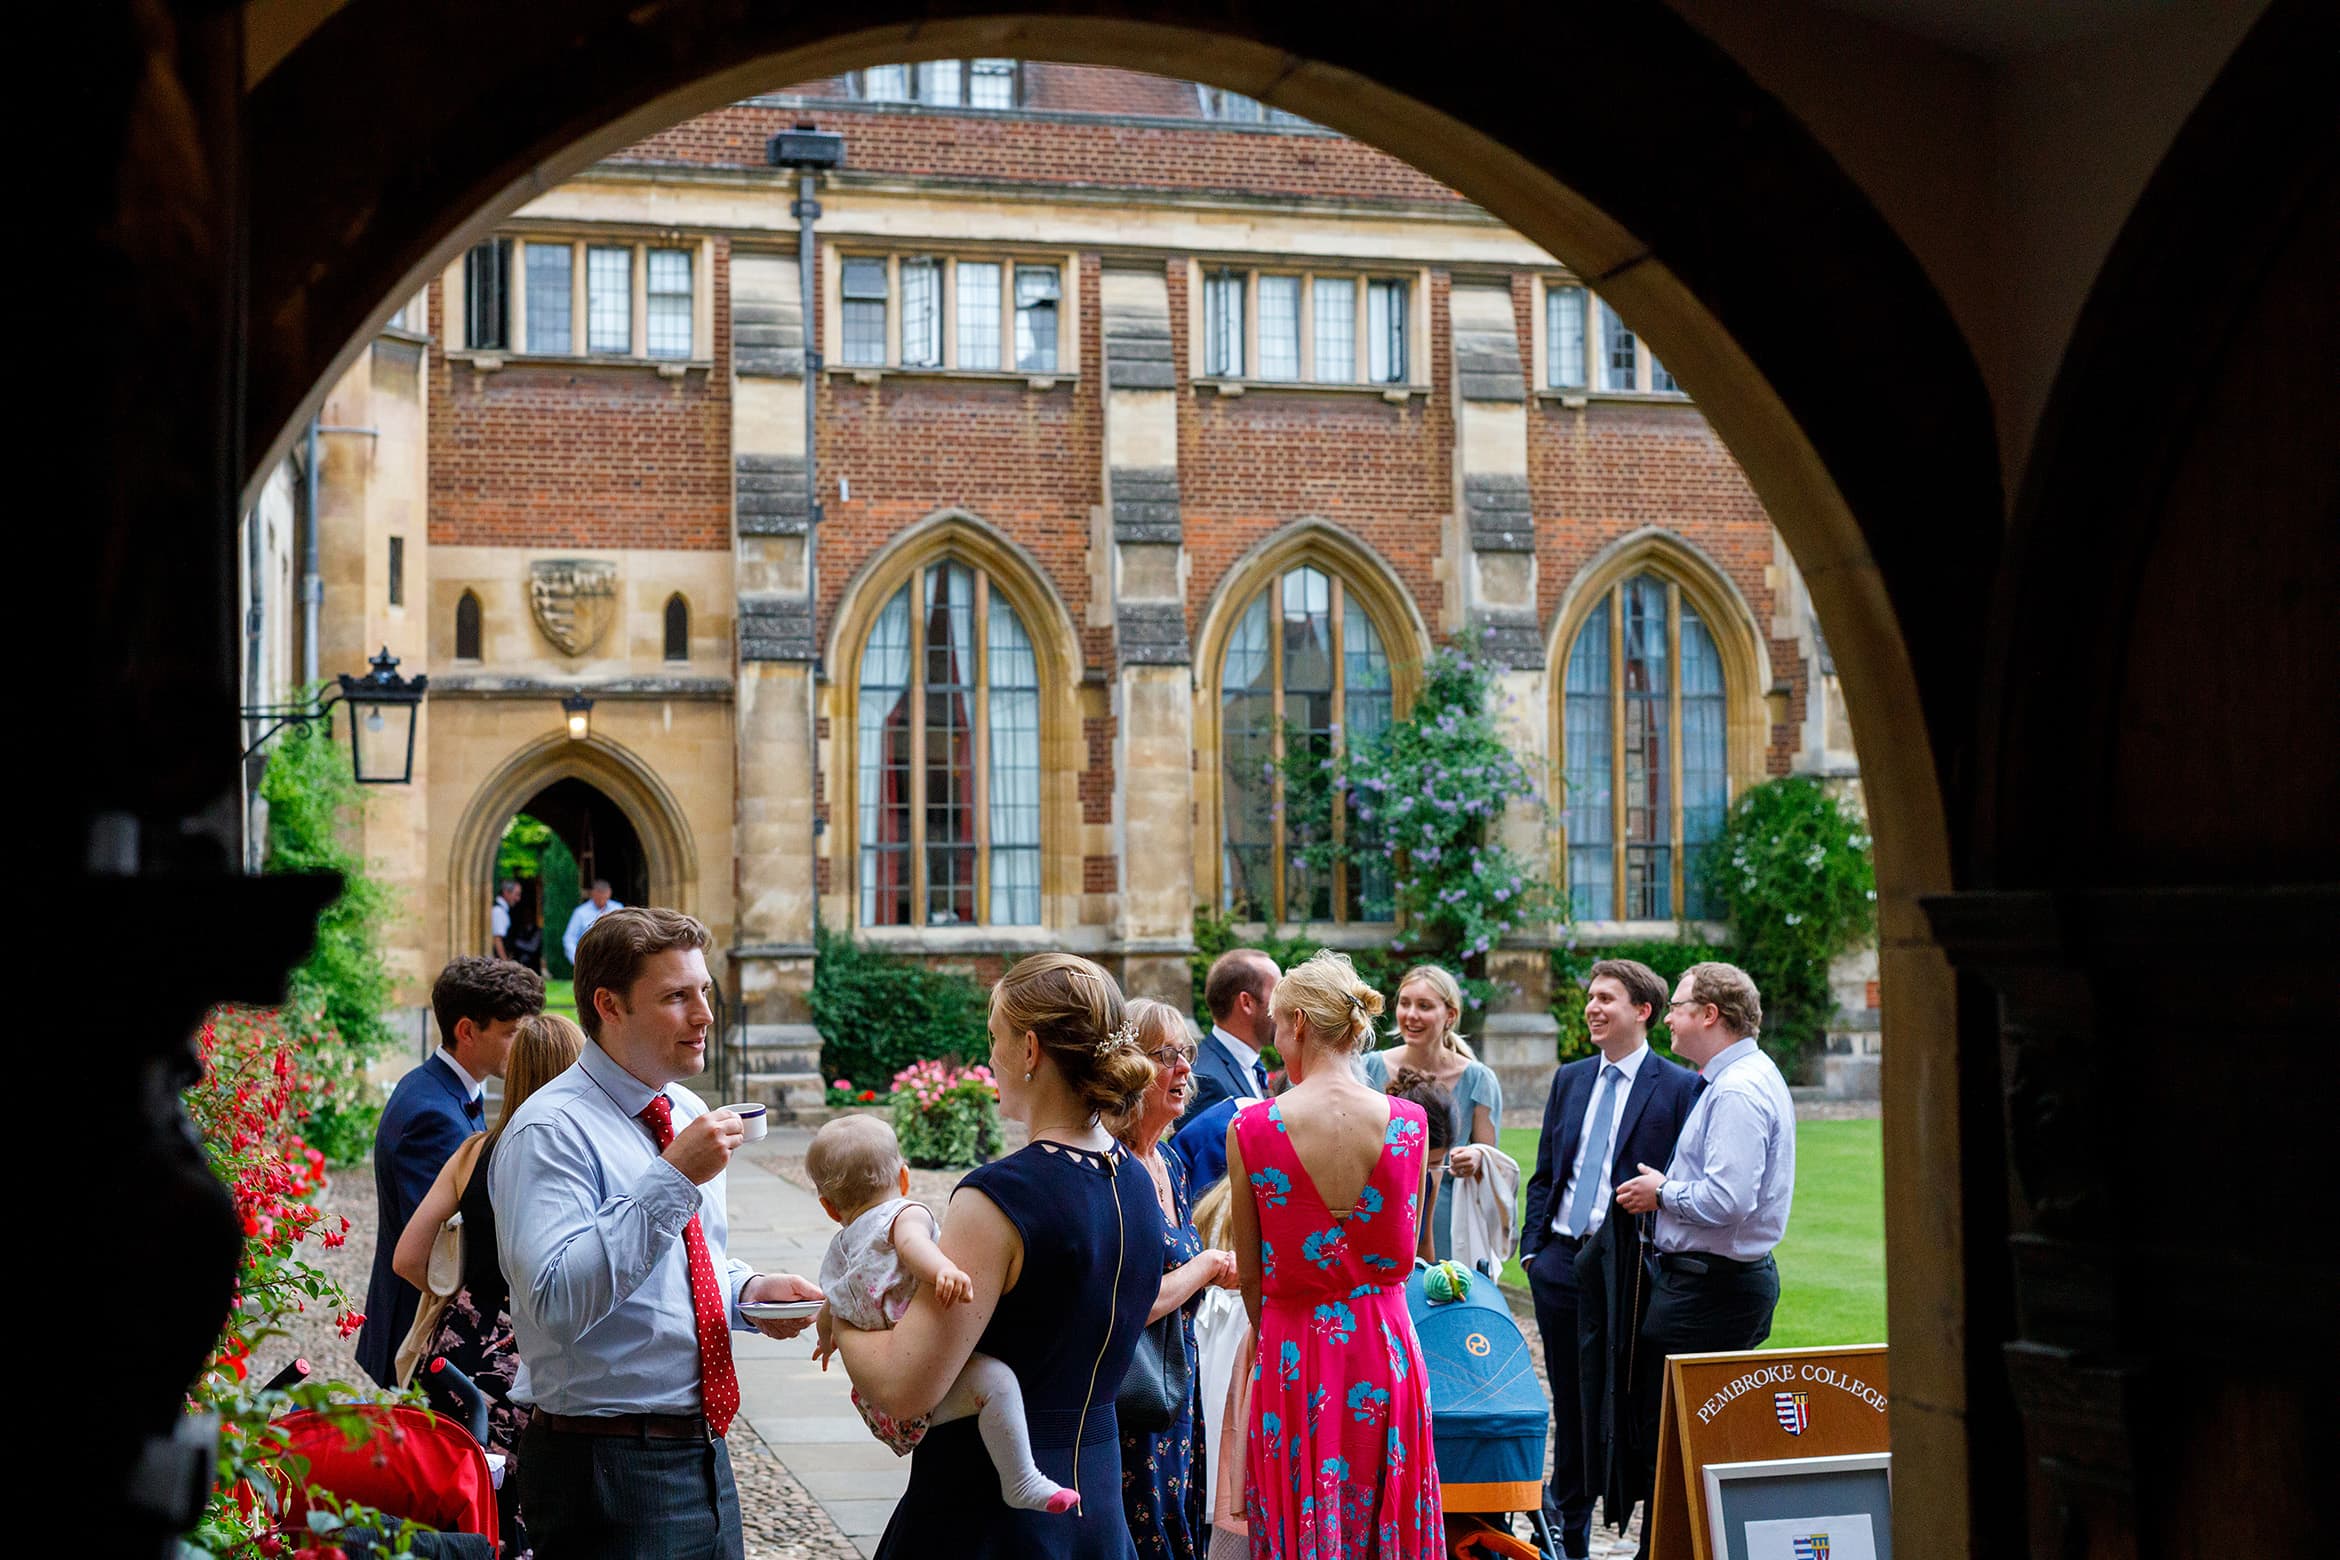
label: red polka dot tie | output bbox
[639,1094,740,1437]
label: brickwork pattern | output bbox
[618,100,1466,207]
[427,241,735,550]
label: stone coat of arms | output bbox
[529,558,619,657]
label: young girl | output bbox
[807,1114,1078,1514]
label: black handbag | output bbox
[1115,1307,1192,1435]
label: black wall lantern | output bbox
[242,646,428,783]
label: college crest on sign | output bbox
[528,558,619,657]
[1774,1390,1811,1435]
[1791,1536,1829,1560]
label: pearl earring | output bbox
[1023,1070,1033,1084]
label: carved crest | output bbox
[528,558,619,657]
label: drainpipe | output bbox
[301,416,321,687]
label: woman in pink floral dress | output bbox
[1226,951,1440,1560]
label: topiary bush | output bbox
[810,927,993,1089]
[1699,776,1877,1080]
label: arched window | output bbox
[663,593,689,661]
[1219,563,1396,924]
[454,589,482,661]
[856,559,1041,926]
[1562,572,1729,920]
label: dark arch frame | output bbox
[663,592,690,663]
[454,588,483,662]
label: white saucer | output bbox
[740,1298,825,1320]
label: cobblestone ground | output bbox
[255,1166,855,1560]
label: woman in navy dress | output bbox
[1113,1000,1242,1560]
[835,954,1163,1560]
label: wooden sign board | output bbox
[1647,1344,1889,1560]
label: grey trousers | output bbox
[517,1420,745,1560]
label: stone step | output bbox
[739,1070,829,1121]
[733,1044,823,1074]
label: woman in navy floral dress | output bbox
[1115,1000,1242,1559]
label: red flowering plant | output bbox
[888,1059,1002,1169]
[183,1006,419,1557]
[822,1077,885,1108]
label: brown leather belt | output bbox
[536,1410,715,1441]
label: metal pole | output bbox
[795,166,825,934]
[300,416,321,687]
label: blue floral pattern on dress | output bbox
[1251,1165,1292,1208]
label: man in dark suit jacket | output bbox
[354,956,544,1386]
[1519,958,1699,1558]
[1184,948,1280,1121]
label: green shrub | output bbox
[810,927,992,1088]
[258,715,397,1165]
[889,1059,1004,1169]
[1700,776,1877,1079]
[1549,934,1727,1065]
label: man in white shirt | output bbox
[490,878,522,959]
[562,878,623,963]
[1518,960,1700,1557]
[1618,961,1797,1347]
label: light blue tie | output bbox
[1563,1064,1623,1236]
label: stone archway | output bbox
[445,731,701,968]
[238,5,1995,1550]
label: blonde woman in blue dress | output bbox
[1356,964,1502,1263]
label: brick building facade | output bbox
[259,62,1871,1108]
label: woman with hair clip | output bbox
[1358,963,1503,1263]
[1226,949,1441,1559]
[1111,998,1240,1560]
[393,1011,588,1559]
[835,953,1163,1560]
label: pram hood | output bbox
[1405,1266,1548,1489]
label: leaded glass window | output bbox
[587,246,632,354]
[1600,300,1638,393]
[857,561,1044,927]
[917,60,962,104]
[1014,265,1060,373]
[1562,572,1732,920]
[525,242,572,354]
[900,259,942,367]
[1367,279,1408,383]
[1547,283,1587,390]
[1257,275,1301,380]
[1313,276,1356,381]
[1204,271,1244,378]
[646,248,693,358]
[1220,565,1399,925]
[840,258,888,366]
[969,59,1018,108]
[955,260,1002,369]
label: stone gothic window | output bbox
[1219,564,1396,925]
[856,560,1042,927]
[454,589,482,661]
[663,593,689,661]
[1563,572,1728,920]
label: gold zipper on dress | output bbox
[1070,1146,1126,1508]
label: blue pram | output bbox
[1408,1265,1561,1555]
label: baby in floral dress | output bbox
[806,1115,1078,1513]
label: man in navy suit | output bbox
[355,956,545,1386]
[1519,958,1698,1558]
[1184,948,1280,1123]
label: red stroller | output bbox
[265,1357,501,1554]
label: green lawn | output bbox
[543,978,577,1018]
[1494,1117,1884,1349]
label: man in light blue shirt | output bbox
[1617,960,1796,1362]
[495,905,819,1559]
[561,878,622,963]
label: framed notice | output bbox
[1702,1452,1892,1560]
[1646,1345,1889,1560]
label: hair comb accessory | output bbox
[1096,1015,1143,1056]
